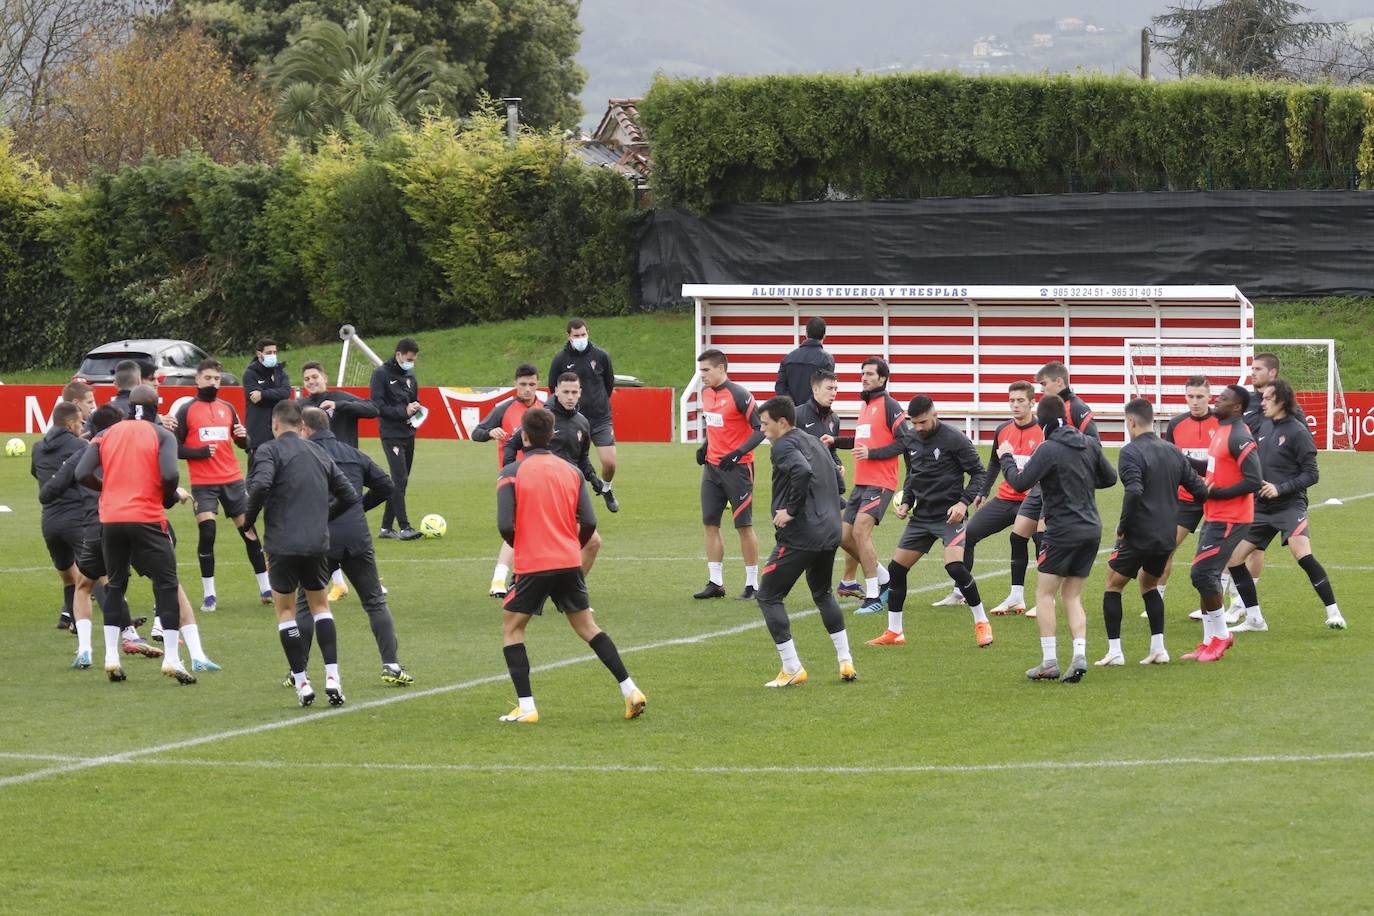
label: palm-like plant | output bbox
[272,8,444,143]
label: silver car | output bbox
[76,339,239,387]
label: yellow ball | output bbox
[419,513,446,538]
[5,438,25,458]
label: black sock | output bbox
[92,582,107,612]
[278,624,307,674]
[503,643,532,698]
[589,631,629,683]
[314,615,338,666]
[102,585,128,628]
[197,518,216,578]
[944,561,981,607]
[886,561,909,614]
[1103,590,1123,640]
[1229,564,1258,608]
[1298,555,1337,606]
[1009,534,1029,587]
[963,542,976,575]
[154,585,179,633]
[240,526,267,575]
[62,584,75,617]
[1142,587,1165,636]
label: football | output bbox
[5,438,25,457]
[419,513,446,538]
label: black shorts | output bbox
[702,461,755,529]
[1175,500,1205,534]
[843,486,893,526]
[43,525,85,571]
[1017,489,1043,521]
[1246,504,1310,550]
[502,567,589,616]
[588,415,615,448]
[75,523,106,580]
[102,521,178,592]
[268,553,330,594]
[192,480,247,518]
[1107,537,1171,580]
[1191,520,1250,595]
[1038,539,1098,578]
[897,514,963,554]
[757,544,839,604]
[964,497,1022,548]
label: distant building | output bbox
[1031,32,1054,48]
[1055,16,1085,32]
[573,98,651,183]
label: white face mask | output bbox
[571,338,589,353]
[261,354,277,368]
[399,360,415,372]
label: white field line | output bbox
[0,573,997,790]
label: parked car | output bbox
[75,339,239,387]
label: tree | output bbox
[1150,0,1344,79]
[15,25,278,180]
[175,0,584,127]
[271,7,444,144]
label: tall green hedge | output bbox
[640,72,1374,212]
[0,112,638,373]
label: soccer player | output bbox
[474,364,543,597]
[174,359,271,612]
[1099,399,1208,667]
[63,380,97,426]
[754,396,855,686]
[40,381,99,632]
[371,337,424,541]
[298,361,378,449]
[502,372,608,573]
[795,369,850,478]
[496,407,645,723]
[242,338,292,465]
[292,407,414,685]
[775,317,834,406]
[551,319,620,512]
[82,360,141,435]
[1035,362,1099,438]
[838,357,907,606]
[692,350,765,600]
[867,396,988,648]
[964,381,1043,617]
[74,386,196,684]
[244,400,359,707]
[1183,384,1261,664]
[1158,376,1221,600]
[999,394,1117,682]
[1227,378,1345,632]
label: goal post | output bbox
[337,324,386,389]
[1123,337,1352,450]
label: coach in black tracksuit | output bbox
[370,339,422,539]
[774,318,834,407]
[242,344,293,458]
[550,333,615,443]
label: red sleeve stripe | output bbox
[1236,441,1257,465]
[496,476,515,489]
[1077,410,1093,432]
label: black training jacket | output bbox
[769,428,844,551]
[795,400,850,467]
[299,389,378,449]
[896,421,987,518]
[502,401,599,485]
[1061,387,1101,441]
[1255,415,1319,512]
[243,430,358,557]
[774,340,835,407]
[1244,390,1305,436]
[303,430,392,557]
[1116,432,1207,552]
[550,341,615,422]
[31,426,92,533]
[241,359,293,449]
[1001,424,1117,544]
[370,357,419,440]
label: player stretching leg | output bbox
[496,408,645,723]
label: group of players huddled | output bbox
[29,314,1344,722]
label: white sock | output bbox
[293,670,308,687]
[1071,637,1086,659]
[829,629,851,662]
[970,604,988,624]
[707,562,724,586]
[887,611,903,634]
[1010,584,1025,603]
[161,630,180,666]
[1246,603,1265,624]
[104,625,121,665]
[618,676,638,698]
[325,662,339,680]
[1204,609,1228,640]
[181,624,205,661]
[1150,633,1165,654]
[331,568,346,588]
[122,625,138,640]
[745,565,759,588]
[255,571,270,592]
[877,563,890,586]
[1156,584,1166,597]
[1326,603,1342,616]
[76,619,92,654]
[1107,637,1122,657]
[864,576,879,600]
[493,563,510,582]
[602,481,613,492]
[518,695,536,711]
[201,577,216,599]
[775,638,801,674]
[1040,635,1057,664]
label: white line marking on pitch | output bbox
[0,575,989,790]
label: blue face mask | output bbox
[261,354,277,369]
[399,360,415,372]
[571,338,589,353]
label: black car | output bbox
[76,339,239,387]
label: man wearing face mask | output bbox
[243,338,292,467]
[551,319,620,513]
[174,359,272,612]
[371,338,424,541]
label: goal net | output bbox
[1124,337,1353,450]
[337,325,385,389]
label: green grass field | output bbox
[1,438,1372,912]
